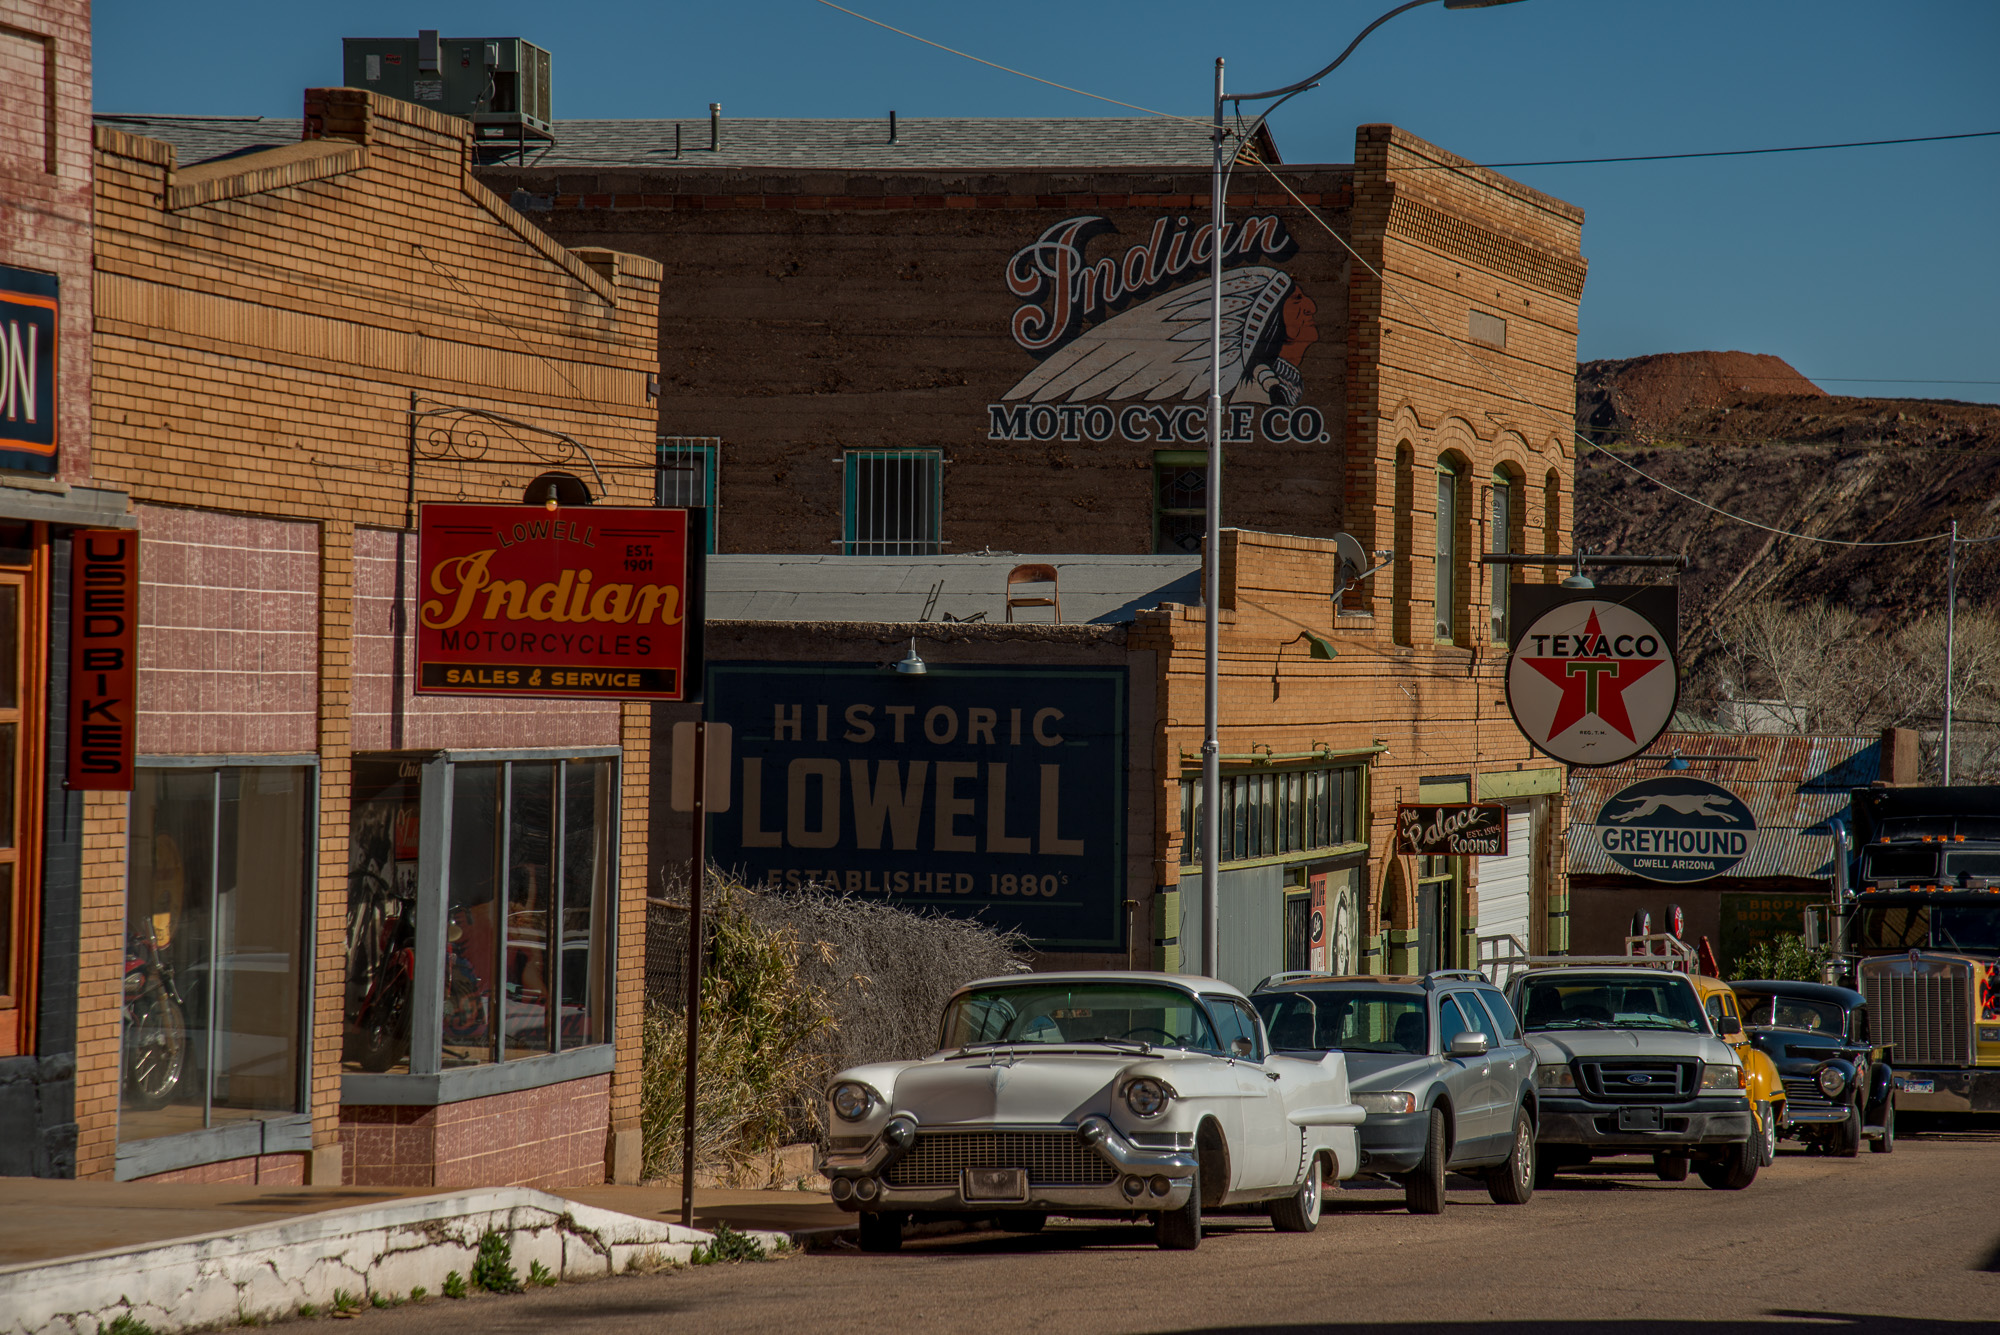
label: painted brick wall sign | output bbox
[1593,777,1757,884]
[704,662,1127,949]
[415,502,705,700]
[1506,597,1678,767]
[1395,803,1509,856]
[0,264,59,474]
[69,529,138,790]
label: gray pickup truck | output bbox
[1505,964,1760,1190]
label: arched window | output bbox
[1490,466,1522,642]
[1392,445,1415,645]
[1435,457,1463,643]
[1543,469,1563,577]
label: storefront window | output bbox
[1181,764,1364,866]
[346,751,614,1077]
[121,765,312,1146]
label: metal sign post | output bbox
[668,718,732,1229]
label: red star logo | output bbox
[1520,609,1664,742]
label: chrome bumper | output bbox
[822,1116,1198,1215]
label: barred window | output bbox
[1179,765,1362,866]
[657,438,717,553]
[1153,452,1206,555]
[843,450,941,556]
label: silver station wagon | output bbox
[1252,971,1540,1212]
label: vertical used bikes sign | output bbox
[415,503,705,700]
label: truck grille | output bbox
[1576,1059,1695,1101]
[1862,961,1974,1066]
[1780,1074,1837,1113]
[883,1131,1118,1188]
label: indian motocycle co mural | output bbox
[985,213,1328,447]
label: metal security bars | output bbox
[657,437,718,553]
[1179,765,1361,866]
[1153,453,1207,554]
[1435,465,1459,643]
[842,450,941,555]
[1490,476,1511,642]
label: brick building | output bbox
[0,0,135,1178]
[514,118,1588,982]
[3,86,663,1188]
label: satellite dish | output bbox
[1330,532,1379,606]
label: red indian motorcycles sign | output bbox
[415,503,704,701]
[1506,599,1678,767]
[986,213,1332,447]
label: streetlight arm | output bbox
[1228,0,1440,103]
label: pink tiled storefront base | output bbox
[339,1074,609,1189]
[135,1154,307,1186]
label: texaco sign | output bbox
[1506,599,1678,767]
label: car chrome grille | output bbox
[1576,1058,1695,1101]
[1780,1074,1837,1112]
[1862,963,1973,1066]
[884,1131,1118,1188]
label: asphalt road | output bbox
[343,1124,2000,1335]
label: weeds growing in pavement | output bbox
[470,1231,520,1293]
[329,1291,360,1317]
[295,1306,318,1320]
[527,1260,557,1288]
[690,1222,768,1265]
[407,1287,428,1303]
[441,1271,467,1301]
[101,1316,157,1335]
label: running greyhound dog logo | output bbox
[1609,792,1742,824]
[1594,777,1757,885]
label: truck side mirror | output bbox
[1802,906,1825,952]
[1717,1015,1742,1036]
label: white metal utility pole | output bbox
[1200,57,1225,979]
[1944,519,1958,784]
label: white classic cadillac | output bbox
[819,971,1364,1251]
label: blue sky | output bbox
[95,0,1999,404]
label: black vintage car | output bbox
[1733,980,1894,1156]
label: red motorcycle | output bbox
[122,927,188,1109]
[345,870,415,1072]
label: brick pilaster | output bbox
[312,521,354,1151]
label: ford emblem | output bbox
[1630,1074,1652,1085]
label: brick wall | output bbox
[135,505,319,755]
[477,162,1356,556]
[340,1074,609,1189]
[87,88,662,1180]
[0,0,92,481]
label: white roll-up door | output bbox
[1477,800,1534,954]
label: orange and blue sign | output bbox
[0,264,58,474]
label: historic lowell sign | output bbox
[704,662,1126,949]
[415,503,705,700]
[1593,776,1758,884]
[1396,803,1509,856]
[1506,596,1678,767]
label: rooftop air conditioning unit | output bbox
[343,32,553,142]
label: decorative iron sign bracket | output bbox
[405,392,610,525]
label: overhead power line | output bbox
[1406,130,2000,170]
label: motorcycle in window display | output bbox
[122,923,188,1109]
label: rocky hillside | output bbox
[1572,350,2000,649]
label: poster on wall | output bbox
[414,503,705,700]
[0,264,59,475]
[704,662,1127,950]
[68,529,138,790]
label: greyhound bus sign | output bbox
[1593,777,1758,883]
[1506,597,1677,767]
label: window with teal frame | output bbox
[657,438,718,553]
[843,450,941,555]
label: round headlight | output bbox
[1815,1065,1847,1098]
[831,1081,876,1122]
[1124,1076,1172,1118]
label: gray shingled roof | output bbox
[94,113,1280,171]
[705,554,1199,625]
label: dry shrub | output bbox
[742,885,1030,1082]
[639,878,834,1181]
[641,873,1029,1172]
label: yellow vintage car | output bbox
[1690,974,1786,1170]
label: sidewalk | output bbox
[0,1178,849,1269]
[0,1177,843,1335]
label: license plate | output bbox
[1617,1107,1663,1131]
[961,1167,1029,1203]
[1896,1077,1935,1095]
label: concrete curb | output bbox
[0,1187,789,1335]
